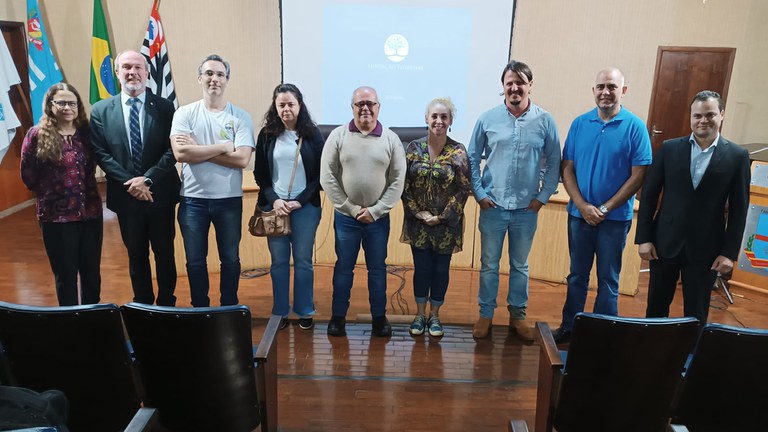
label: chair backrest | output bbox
[120,302,260,432]
[0,301,141,432]
[672,323,768,432]
[553,313,699,432]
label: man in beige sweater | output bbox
[320,86,406,337]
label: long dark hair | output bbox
[262,83,316,138]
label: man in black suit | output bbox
[90,50,180,306]
[636,90,751,322]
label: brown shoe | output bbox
[509,317,534,342]
[473,317,492,338]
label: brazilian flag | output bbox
[89,0,117,104]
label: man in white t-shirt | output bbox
[170,54,255,307]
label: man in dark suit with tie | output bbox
[90,50,180,306]
[636,90,751,323]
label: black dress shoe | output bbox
[552,327,572,344]
[327,316,346,337]
[371,316,392,337]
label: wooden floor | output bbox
[2,202,768,431]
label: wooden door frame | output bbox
[647,46,736,134]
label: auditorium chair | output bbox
[120,303,281,432]
[509,313,699,432]
[0,301,155,432]
[669,323,768,432]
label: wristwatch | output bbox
[598,204,609,213]
[143,177,153,187]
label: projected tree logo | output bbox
[384,34,409,62]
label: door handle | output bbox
[651,124,664,136]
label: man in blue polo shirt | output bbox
[553,67,652,343]
[468,60,561,340]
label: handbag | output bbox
[248,137,303,237]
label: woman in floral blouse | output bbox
[401,97,471,337]
[20,83,102,306]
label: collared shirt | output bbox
[120,91,146,142]
[348,119,383,137]
[468,102,561,210]
[689,133,719,189]
[563,106,652,221]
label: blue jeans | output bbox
[178,196,243,307]
[267,203,321,318]
[331,212,389,318]
[560,215,631,330]
[478,207,538,319]
[411,246,452,307]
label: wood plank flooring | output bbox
[2,201,767,431]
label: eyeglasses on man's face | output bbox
[353,101,379,110]
[51,100,78,109]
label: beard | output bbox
[120,78,146,93]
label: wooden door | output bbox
[646,47,736,154]
[1,21,34,213]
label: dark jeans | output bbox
[560,215,631,331]
[178,196,242,307]
[411,246,452,306]
[40,219,102,306]
[331,212,389,318]
[116,205,177,306]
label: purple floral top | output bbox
[20,126,102,222]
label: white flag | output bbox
[0,35,22,163]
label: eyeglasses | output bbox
[353,101,379,109]
[51,100,78,109]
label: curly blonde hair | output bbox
[36,83,88,162]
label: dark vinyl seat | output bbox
[671,323,768,432]
[0,301,146,432]
[511,313,700,432]
[120,303,280,432]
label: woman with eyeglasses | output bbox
[401,97,471,337]
[20,83,102,306]
[254,83,325,330]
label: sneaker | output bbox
[552,327,572,344]
[278,318,289,330]
[327,316,346,337]
[427,315,444,337]
[371,315,392,337]
[409,314,426,336]
[298,317,314,330]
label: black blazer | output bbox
[636,136,751,264]
[89,92,180,214]
[253,126,325,210]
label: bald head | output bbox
[351,86,380,133]
[593,67,627,119]
[595,67,625,87]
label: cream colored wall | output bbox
[3,0,766,143]
[511,0,768,144]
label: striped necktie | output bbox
[129,98,143,174]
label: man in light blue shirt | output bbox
[468,60,561,340]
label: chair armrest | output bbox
[124,407,158,432]
[668,425,690,432]
[508,419,530,432]
[534,322,565,432]
[254,315,281,432]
